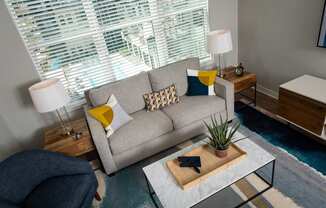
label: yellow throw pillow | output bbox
[88,105,114,128]
[88,94,132,137]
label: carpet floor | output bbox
[92,103,326,208]
[235,102,326,208]
[236,102,326,175]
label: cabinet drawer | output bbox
[279,88,326,135]
[234,75,256,93]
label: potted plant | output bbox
[204,114,240,158]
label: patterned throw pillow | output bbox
[143,84,180,112]
[186,69,217,96]
[88,94,133,137]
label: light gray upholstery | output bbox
[83,105,118,174]
[148,57,200,96]
[87,72,152,114]
[84,58,234,175]
[215,77,235,120]
[109,110,173,155]
[113,112,227,170]
[162,96,226,129]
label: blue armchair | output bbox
[0,149,98,208]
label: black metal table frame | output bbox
[237,83,257,108]
[144,159,275,208]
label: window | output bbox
[5,0,209,107]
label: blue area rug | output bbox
[93,103,326,208]
[235,102,326,175]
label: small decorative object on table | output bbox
[204,114,240,158]
[178,156,201,174]
[234,63,245,76]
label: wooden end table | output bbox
[43,118,96,158]
[223,68,257,106]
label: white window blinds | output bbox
[5,0,209,106]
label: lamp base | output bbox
[60,128,83,140]
[217,53,227,78]
[218,70,225,78]
[56,108,82,140]
[216,64,225,78]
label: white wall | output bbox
[209,0,238,66]
[239,0,326,96]
[0,0,238,160]
[0,1,46,160]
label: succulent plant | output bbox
[204,114,240,150]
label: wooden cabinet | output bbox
[278,75,326,139]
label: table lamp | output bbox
[207,29,233,77]
[29,79,78,138]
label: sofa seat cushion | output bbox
[162,96,226,129]
[109,110,173,155]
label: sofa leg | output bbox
[95,192,102,201]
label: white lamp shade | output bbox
[29,79,70,113]
[207,30,233,54]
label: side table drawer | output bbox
[234,75,256,93]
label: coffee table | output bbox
[143,132,276,208]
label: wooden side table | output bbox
[223,68,257,106]
[43,118,96,158]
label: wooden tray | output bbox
[166,143,247,190]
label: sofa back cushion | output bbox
[87,72,152,114]
[148,58,200,96]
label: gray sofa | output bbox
[84,58,234,175]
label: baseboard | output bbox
[256,84,279,99]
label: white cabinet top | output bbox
[280,75,326,104]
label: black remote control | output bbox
[177,156,201,174]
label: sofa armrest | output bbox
[84,105,117,175]
[214,77,235,121]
